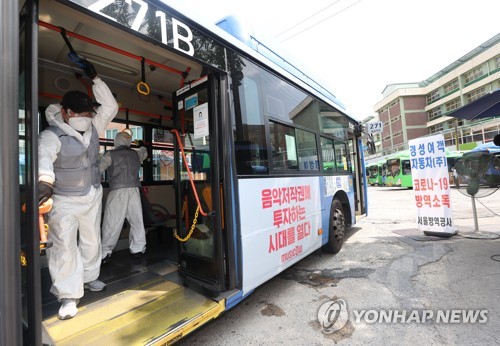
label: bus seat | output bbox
[139,188,175,242]
[201,185,225,229]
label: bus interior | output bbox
[28,0,230,343]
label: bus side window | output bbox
[334,139,349,172]
[320,136,336,171]
[270,121,298,170]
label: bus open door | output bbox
[171,74,226,294]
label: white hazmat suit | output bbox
[100,132,148,258]
[38,77,118,301]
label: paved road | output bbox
[180,187,500,345]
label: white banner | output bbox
[239,177,322,295]
[408,134,457,236]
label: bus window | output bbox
[296,128,319,171]
[334,139,349,172]
[152,128,175,181]
[402,159,412,175]
[319,102,349,141]
[101,122,145,182]
[259,68,310,125]
[232,54,269,174]
[387,159,401,176]
[320,136,336,170]
[270,121,298,170]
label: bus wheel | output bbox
[323,199,345,254]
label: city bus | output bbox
[2,0,369,344]
[384,149,466,189]
[385,150,412,188]
[366,163,380,186]
[377,158,388,186]
[366,160,386,186]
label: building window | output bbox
[129,126,143,141]
[426,89,440,104]
[429,124,443,134]
[495,55,500,69]
[428,106,442,121]
[383,121,389,127]
[464,66,484,84]
[466,86,486,103]
[447,119,463,128]
[389,100,398,108]
[393,131,402,137]
[445,98,461,112]
[105,128,118,140]
[390,116,400,123]
[443,78,459,94]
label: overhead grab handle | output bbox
[137,57,150,95]
[170,129,208,217]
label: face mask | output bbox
[68,117,92,132]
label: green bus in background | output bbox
[367,162,380,186]
[365,158,388,186]
[382,149,467,189]
[386,150,412,188]
[377,159,387,186]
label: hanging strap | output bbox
[137,57,150,95]
[59,27,85,67]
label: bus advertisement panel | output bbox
[239,177,322,294]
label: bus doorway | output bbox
[172,74,226,293]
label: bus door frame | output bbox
[3,0,43,344]
[349,127,367,215]
[172,73,226,293]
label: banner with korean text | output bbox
[238,177,323,295]
[409,134,457,237]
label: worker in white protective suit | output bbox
[38,60,118,320]
[100,131,148,263]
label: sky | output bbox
[166,0,500,121]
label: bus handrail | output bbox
[170,129,208,217]
[38,21,188,79]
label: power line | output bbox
[273,0,344,39]
[279,0,363,43]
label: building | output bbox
[371,33,500,158]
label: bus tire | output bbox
[323,199,345,254]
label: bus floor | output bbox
[39,233,225,345]
[41,235,178,319]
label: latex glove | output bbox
[38,181,54,205]
[80,59,97,79]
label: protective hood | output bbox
[45,103,93,145]
[114,131,132,147]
